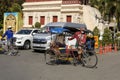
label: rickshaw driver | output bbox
[68,28,87,60]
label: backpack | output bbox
[86,37,95,50]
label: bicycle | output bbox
[44,27,98,68]
[44,40,98,68]
[71,45,98,68]
[0,38,19,56]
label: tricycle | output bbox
[44,27,98,68]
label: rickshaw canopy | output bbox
[63,26,93,35]
[50,27,69,34]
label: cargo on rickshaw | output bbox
[44,26,98,68]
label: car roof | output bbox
[20,28,40,30]
[45,22,87,29]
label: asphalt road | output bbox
[0,49,120,80]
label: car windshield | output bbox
[40,26,62,33]
[16,30,32,34]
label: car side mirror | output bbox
[32,33,36,36]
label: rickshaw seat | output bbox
[55,34,66,47]
[56,33,66,53]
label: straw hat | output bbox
[87,33,93,38]
[7,26,12,29]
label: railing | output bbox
[25,0,54,2]
[62,0,81,4]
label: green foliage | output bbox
[93,26,101,46]
[116,32,120,38]
[90,0,120,30]
[89,0,98,7]
[0,0,25,27]
[9,3,22,12]
[102,27,113,45]
[35,22,41,28]
[93,26,100,36]
[0,23,3,29]
[32,25,34,28]
[0,29,3,36]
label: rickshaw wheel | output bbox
[71,57,77,66]
[44,49,56,65]
[81,51,98,68]
[69,51,78,66]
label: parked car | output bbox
[13,28,41,49]
[32,32,56,51]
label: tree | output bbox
[93,26,100,37]
[102,27,113,45]
[9,3,22,12]
[0,0,25,27]
[116,32,120,38]
[89,0,105,16]
[89,0,98,7]
[101,0,120,31]
[35,22,41,28]
[0,23,3,29]
[89,0,120,31]
[93,26,101,46]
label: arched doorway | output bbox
[5,14,16,32]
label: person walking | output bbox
[2,26,14,55]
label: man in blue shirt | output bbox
[2,26,14,46]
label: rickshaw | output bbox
[44,27,98,68]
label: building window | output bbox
[29,16,33,25]
[53,16,58,22]
[66,15,72,22]
[40,16,45,25]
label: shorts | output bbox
[7,38,13,46]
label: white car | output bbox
[32,33,56,51]
[13,28,40,49]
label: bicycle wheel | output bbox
[12,45,19,56]
[9,44,19,56]
[70,51,78,66]
[71,57,78,66]
[2,44,9,55]
[81,51,98,68]
[44,49,56,65]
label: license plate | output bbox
[33,44,44,47]
[33,44,41,47]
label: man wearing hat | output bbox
[68,28,87,61]
[2,26,14,54]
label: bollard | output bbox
[106,45,109,53]
[114,43,117,53]
[104,44,109,54]
[109,44,112,52]
[99,44,103,54]
[103,45,106,54]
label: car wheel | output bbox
[23,41,30,50]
